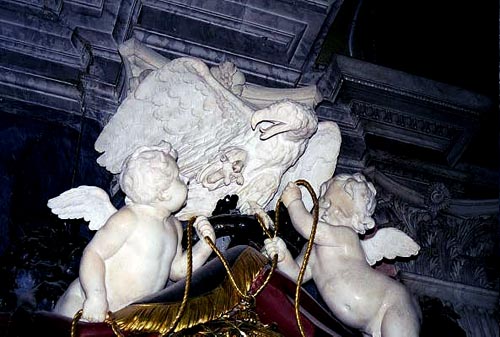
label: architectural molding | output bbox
[367,169,498,292]
[401,272,499,337]
[316,55,493,167]
[133,0,340,87]
[366,168,499,337]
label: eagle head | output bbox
[251,99,318,141]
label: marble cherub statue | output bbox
[48,144,216,322]
[91,40,342,226]
[264,173,422,337]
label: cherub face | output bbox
[318,175,376,234]
[318,180,356,228]
[162,160,188,212]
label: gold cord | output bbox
[292,180,319,337]
[105,312,125,337]
[202,210,281,303]
[204,236,251,301]
[252,213,279,296]
[70,310,125,337]
[254,213,273,239]
[159,216,194,336]
[70,309,82,337]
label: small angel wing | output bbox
[361,227,420,266]
[47,186,118,231]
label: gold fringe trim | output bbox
[112,247,268,335]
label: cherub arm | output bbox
[169,216,215,281]
[264,237,313,282]
[79,209,136,322]
[282,182,337,246]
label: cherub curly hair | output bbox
[320,173,377,234]
[119,143,179,204]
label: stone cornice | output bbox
[316,55,493,167]
[400,272,499,312]
[365,167,499,217]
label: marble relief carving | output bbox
[94,40,342,222]
[373,179,498,290]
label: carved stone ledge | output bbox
[351,100,461,150]
[0,66,82,114]
[401,272,499,311]
[0,0,139,123]
[132,28,304,87]
[365,166,499,214]
[317,55,493,166]
[400,272,499,337]
[64,0,105,16]
[0,7,90,71]
[131,0,339,87]
[2,0,63,17]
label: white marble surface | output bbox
[264,173,421,337]
[49,145,215,322]
[95,52,341,221]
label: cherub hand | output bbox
[281,182,302,208]
[263,237,287,263]
[82,295,109,322]
[241,201,275,230]
[194,216,216,242]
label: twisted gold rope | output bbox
[159,216,194,336]
[70,309,82,337]
[201,209,281,303]
[70,310,125,337]
[204,236,252,301]
[252,213,278,296]
[249,180,318,337]
[292,179,319,337]
[105,312,125,337]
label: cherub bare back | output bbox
[50,145,216,322]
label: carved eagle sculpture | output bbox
[92,56,338,221]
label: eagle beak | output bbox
[251,108,289,140]
[250,109,264,131]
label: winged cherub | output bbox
[264,173,422,337]
[48,144,216,322]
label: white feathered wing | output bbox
[361,227,420,266]
[47,186,117,231]
[94,57,254,178]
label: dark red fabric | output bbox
[255,269,360,337]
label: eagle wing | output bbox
[94,57,255,177]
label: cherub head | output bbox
[318,173,377,234]
[119,143,188,211]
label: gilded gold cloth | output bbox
[112,247,274,335]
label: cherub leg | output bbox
[53,279,85,318]
[380,304,420,337]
